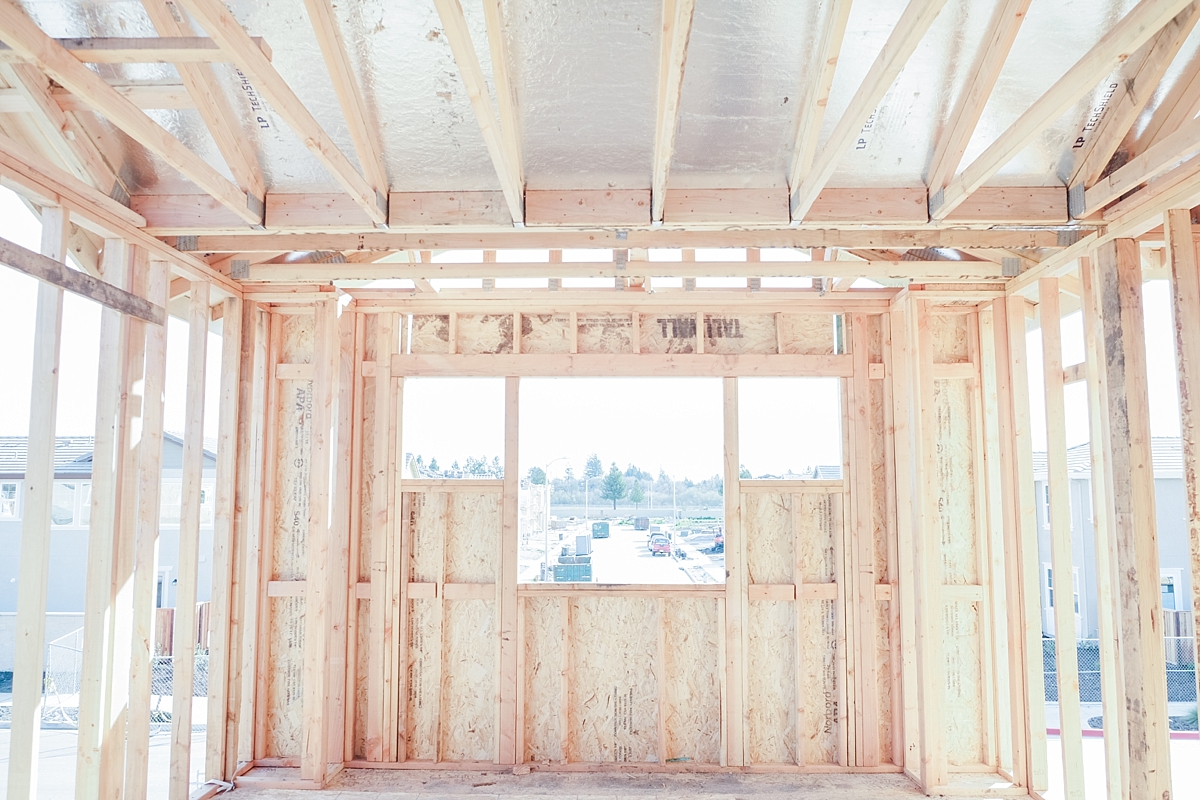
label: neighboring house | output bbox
[1032,438,1192,641]
[0,434,217,615]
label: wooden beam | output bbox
[365,314,394,761]
[169,281,209,800]
[788,0,854,200]
[205,296,241,782]
[1068,3,1200,189]
[6,207,66,800]
[431,0,523,223]
[1093,237,1173,799]
[0,234,165,323]
[481,0,522,217]
[0,35,272,63]
[389,353,852,377]
[1129,34,1200,155]
[1079,114,1200,215]
[0,3,259,223]
[722,377,746,766]
[790,0,950,221]
[498,377,519,763]
[44,83,196,111]
[933,0,1195,220]
[301,0,388,196]
[142,1,266,206]
[1166,210,1200,785]
[1038,279,1085,800]
[650,0,697,223]
[174,0,386,225]
[925,0,1032,193]
[123,258,170,800]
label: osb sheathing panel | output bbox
[871,380,890,578]
[281,313,315,363]
[944,600,985,765]
[568,597,660,762]
[272,379,312,580]
[801,598,840,764]
[410,314,450,354]
[865,314,883,361]
[266,596,304,756]
[935,380,978,585]
[521,314,571,354]
[440,598,496,761]
[662,598,721,764]
[797,494,837,583]
[876,599,893,762]
[457,314,514,355]
[408,492,445,583]
[406,597,438,760]
[779,313,836,355]
[579,313,635,353]
[354,599,370,759]
[744,492,793,585]
[747,600,797,764]
[703,313,776,355]
[639,314,695,354]
[930,314,969,363]
[522,597,563,763]
[444,492,501,583]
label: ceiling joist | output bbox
[0,34,271,63]
[931,0,1195,221]
[174,0,387,226]
[432,0,524,225]
[789,0,951,223]
[650,0,697,223]
[788,0,854,198]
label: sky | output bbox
[0,182,1187,470]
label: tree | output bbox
[429,457,439,472]
[527,466,546,485]
[563,466,575,482]
[601,462,627,509]
[629,481,645,508]
[740,464,752,479]
[584,453,603,480]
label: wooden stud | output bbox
[1038,279,1085,800]
[366,314,395,761]
[343,309,366,763]
[1078,256,1127,800]
[387,367,405,761]
[650,0,697,222]
[7,207,67,800]
[880,312,904,768]
[1093,238,1173,800]
[791,0,951,221]
[448,312,458,355]
[498,376,520,763]
[169,281,210,800]
[722,377,746,766]
[123,258,170,800]
[513,312,522,355]
[515,594,526,763]
[791,494,806,767]
[695,311,705,354]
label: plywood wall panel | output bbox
[931,314,969,363]
[578,314,636,354]
[638,314,695,354]
[801,598,840,764]
[779,313,837,355]
[521,596,563,763]
[408,492,445,583]
[944,600,985,765]
[265,596,304,756]
[444,492,500,583]
[935,380,978,585]
[457,314,513,355]
[745,492,793,585]
[568,597,659,763]
[410,315,449,354]
[661,598,721,764]
[271,379,311,581]
[353,599,370,759]
[876,599,893,762]
[406,597,439,760]
[440,598,496,760]
[797,494,837,583]
[747,600,797,764]
[520,314,571,354]
[280,313,315,363]
[703,313,776,354]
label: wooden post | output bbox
[366,313,395,761]
[1094,238,1173,800]
[1079,254,1127,800]
[7,206,67,800]
[498,375,520,763]
[123,258,170,800]
[206,296,242,782]
[1167,209,1200,796]
[75,238,129,800]
[169,281,210,800]
[1038,279,1085,800]
[302,299,339,782]
[328,302,356,763]
[722,376,746,766]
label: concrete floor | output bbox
[232,769,991,800]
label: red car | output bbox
[649,533,671,556]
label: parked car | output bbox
[649,533,671,556]
[634,517,650,531]
[592,521,610,538]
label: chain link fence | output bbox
[1043,637,1197,703]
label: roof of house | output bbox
[0,433,216,478]
[1031,437,1183,481]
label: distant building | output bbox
[0,434,217,614]
[1031,438,1192,641]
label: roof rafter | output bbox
[142,0,266,209]
[925,0,1032,194]
[650,0,697,223]
[174,0,387,226]
[0,35,272,63]
[931,0,1195,221]
[1131,36,1200,154]
[432,0,524,224]
[481,0,522,206]
[789,0,951,223]
[1081,113,1200,213]
[788,0,854,196]
[1067,1,1200,189]
[0,1,259,223]
[300,0,388,196]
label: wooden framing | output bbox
[650,0,697,223]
